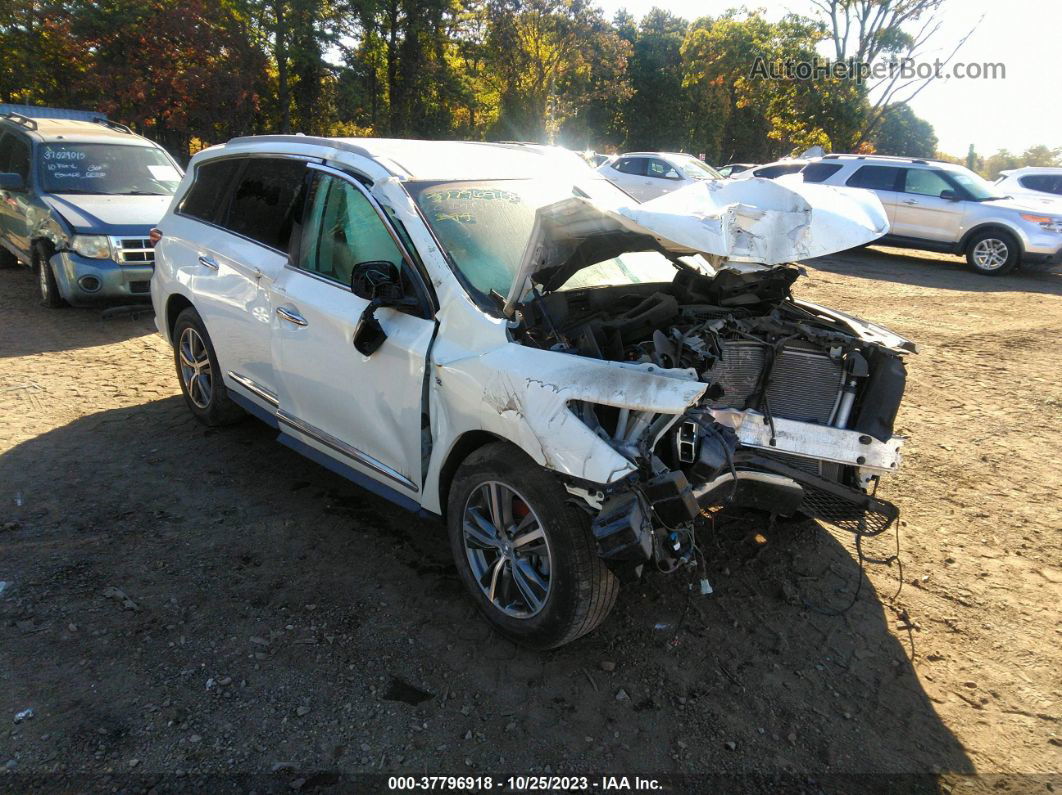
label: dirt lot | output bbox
[1,248,1060,792]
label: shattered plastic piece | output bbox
[699,578,714,596]
[13,708,34,724]
[0,582,7,597]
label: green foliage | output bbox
[0,0,1048,170]
[871,103,937,159]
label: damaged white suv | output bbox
[151,137,914,648]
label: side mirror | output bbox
[939,189,960,201]
[0,172,25,192]
[350,260,417,356]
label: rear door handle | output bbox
[902,199,919,205]
[275,306,308,327]
[197,255,219,270]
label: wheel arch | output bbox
[958,223,1025,255]
[435,430,508,521]
[165,293,195,345]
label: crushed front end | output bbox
[515,263,914,578]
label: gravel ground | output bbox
[0,247,1060,792]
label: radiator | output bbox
[707,340,845,425]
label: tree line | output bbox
[1,0,1058,174]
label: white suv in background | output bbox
[797,154,1062,275]
[597,151,722,201]
[994,167,1062,203]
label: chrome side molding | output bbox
[276,409,419,493]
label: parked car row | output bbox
[595,148,1062,275]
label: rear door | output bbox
[892,168,965,242]
[845,165,905,229]
[269,165,435,501]
[165,155,309,402]
[607,156,650,200]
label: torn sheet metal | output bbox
[504,178,889,315]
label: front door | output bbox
[892,168,966,242]
[0,133,32,257]
[270,166,435,501]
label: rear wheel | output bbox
[965,229,1020,275]
[34,242,65,307]
[172,307,245,426]
[447,442,619,649]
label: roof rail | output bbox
[92,117,133,134]
[0,112,38,131]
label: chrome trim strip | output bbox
[227,371,279,407]
[275,409,419,493]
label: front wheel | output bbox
[965,230,1020,275]
[447,442,619,649]
[172,307,245,426]
[34,243,66,308]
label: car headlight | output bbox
[1019,213,1062,233]
[70,235,112,259]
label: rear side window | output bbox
[754,163,804,178]
[846,165,902,191]
[180,159,242,223]
[1019,174,1062,195]
[222,158,307,250]
[801,163,842,183]
[613,157,646,176]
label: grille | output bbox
[129,280,150,294]
[708,340,845,425]
[111,237,155,266]
[800,484,897,535]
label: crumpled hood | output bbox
[42,194,172,235]
[504,177,889,314]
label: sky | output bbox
[592,0,1062,157]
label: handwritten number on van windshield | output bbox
[42,146,107,181]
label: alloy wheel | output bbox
[461,481,553,618]
[178,327,213,409]
[972,238,1009,270]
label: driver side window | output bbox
[904,169,953,197]
[297,173,406,287]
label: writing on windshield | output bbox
[40,143,180,195]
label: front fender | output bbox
[421,343,706,512]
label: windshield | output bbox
[409,178,680,298]
[674,155,722,181]
[39,143,181,195]
[949,169,1005,201]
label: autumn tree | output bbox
[871,102,937,158]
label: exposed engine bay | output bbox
[512,262,914,579]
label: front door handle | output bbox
[275,306,308,327]
[902,199,919,205]
[197,254,219,270]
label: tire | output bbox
[172,307,245,426]
[965,229,1020,275]
[447,441,619,649]
[34,242,66,308]
[0,245,17,269]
